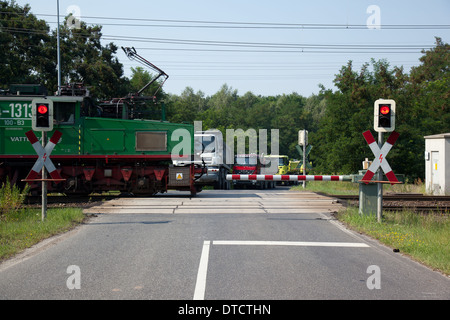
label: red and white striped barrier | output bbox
[227,174,351,182]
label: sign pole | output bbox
[42,131,47,221]
[56,0,62,95]
[302,130,307,189]
[377,131,383,223]
[23,130,64,222]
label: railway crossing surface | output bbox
[0,188,449,301]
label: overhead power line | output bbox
[1,26,433,54]
[101,34,431,49]
[1,11,449,30]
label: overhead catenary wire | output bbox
[2,11,449,30]
[0,10,440,93]
[0,10,439,55]
[0,26,435,54]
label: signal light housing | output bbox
[32,98,53,132]
[374,99,396,132]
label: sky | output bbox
[13,0,450,97]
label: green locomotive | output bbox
[0,83,199,196]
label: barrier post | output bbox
[377,131,383,223]
[41,131,47,222]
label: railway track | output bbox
[24,194,121,207]
[331,194,450,213]
[331,194,450,201]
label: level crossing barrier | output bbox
[226,175,352,182]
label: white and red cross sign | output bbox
[361,130,399,185]
[25,130,63,182]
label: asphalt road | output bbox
[0,187,449,300]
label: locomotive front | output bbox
[0,84,199,196]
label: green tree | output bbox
[205,84,240,130]
[408,37,449,135]
[394,37,450,179]
[52,19,127,99]
[167,87,206,124]
[0,1,51,87]
[270,93,307,159]
[310,39,449,180]
[311,59,406,175]
[0,1,128,98]
[129,66,168,100]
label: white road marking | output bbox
[212,240,370,247]
[193,239,369,300]
[193,240,211,300]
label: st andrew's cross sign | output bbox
[24,130,63,182]
[361,130,400,185]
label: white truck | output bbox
[174,130,232,190]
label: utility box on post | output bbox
[424,133,450,195]
[359,183,378,216]
[353,170,405,216]
[354,171,378,216]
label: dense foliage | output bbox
[1,1,448,180]
[0,1,128,99]
[165,39,449,181]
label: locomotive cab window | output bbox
[54,102,76,125]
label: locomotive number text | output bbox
[8,103,32,118]
[1,103,31,126]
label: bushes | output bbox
[0,182,85,262]
[0,180,29,218]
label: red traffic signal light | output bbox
[379,105,391,115]
[378,104,392,128]
[36,103,50,128]
[37,104,49,114]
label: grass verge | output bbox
[291,181,359,195]
[292,181,449,275]
[0,207,85,263]
[291,179,426,195]
[336,207,449,275]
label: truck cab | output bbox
[232,153,273,189]
[196,131,232,190]
[174,130,231,190]
[263,155,289,175]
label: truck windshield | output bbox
[279,158,288,166]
